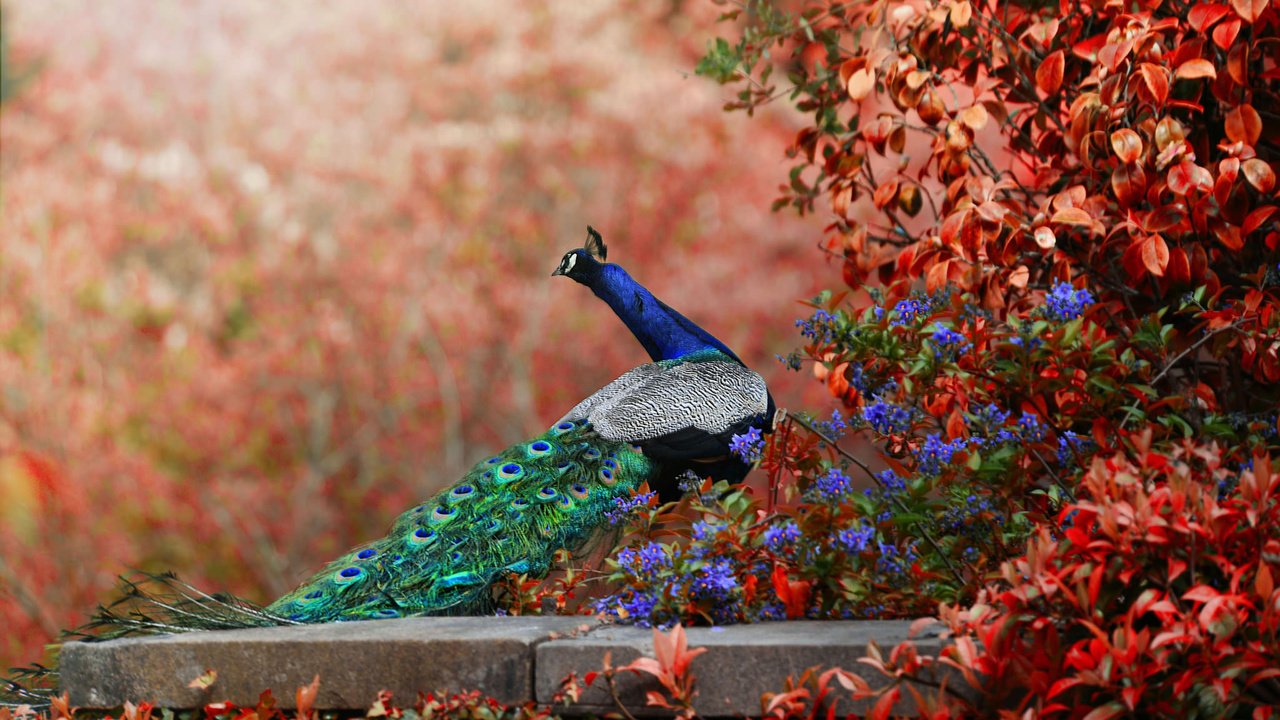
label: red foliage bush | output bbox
[699,0,1280,714]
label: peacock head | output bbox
[551,226,608,279]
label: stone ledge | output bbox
[60,619,964,716]
[537,621,958,717]
[61,616,599,709]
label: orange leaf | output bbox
[1212,17,1242,50]
[847,68,875,101]
[1175,58,1217,80]
[1225,105,1262,146]
[1231,0,1268,23]
[1138,64,1169,105]
[1109,129,1143,164]
[1188,3,1231,31]
[1036,50,1065,95]
[1141,235,1169,277]
[949,1,973,28]
[1051,207,1093,227]
[959,104,989,131]
[1242,159,1276,194]
[1034,226,1057,249]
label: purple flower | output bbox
[863,399,912,435]
[730,427,765,463]
[762,521,801,552]
[836,523,874,553]
[605,491,657,523]
[916,433,963,476]
[1043,281,1094,322]
[810,467,853,501]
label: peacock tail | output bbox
[267,419,654,622]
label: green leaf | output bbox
[696,38,742,84]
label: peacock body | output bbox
[268,229,773,622]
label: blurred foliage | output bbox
[0,0,829,671]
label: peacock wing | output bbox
[556,362,664,425]
[586,358,769,448]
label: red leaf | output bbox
[1138,63,1170,105]
[1225,105,1262,146]
[1188,4,1231,31]
[1110,129,1144,164]
[1142,235,1170,277]
[1176,58,1217,80]
[1232,0,1268,23]
[1112,163,1147,207]
[1083,702,1127,720]
[1037,50,1065,95]
[1184,585,1220,603]
[1167,246,1191,284]
[1244,206,1278,235]
[1212,18,1243,50]
[1052,207,1094,227]
[1242,159,1276,194]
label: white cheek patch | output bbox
[562,253,577,274]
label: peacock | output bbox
[0,229,774,709]
[259,227,776,622]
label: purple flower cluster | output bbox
[690,558,738,603]
[836,523,874,553]
[616,541,671,575]
[1056,430,1096,467]
[862,399,912,435]
[796,309,837,343]
[1017,412,1046,441]
[1043,281,1095,322]
[943,493,1001,535]
[762,520,801,552]
[916,433,965,476]
[730,427,765,463]
[891,298,927,326]
[875,541,918,578]
[931,326,970,359]
[809,467,853,501]
[605,491,657,523]
[815,408,848,439]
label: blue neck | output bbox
[588,264,742,363]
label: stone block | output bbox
[61,616,598,710]
[535,621,960,717]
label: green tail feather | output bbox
[268,419,654,622]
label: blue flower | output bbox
[1043,281,1095,322]
[863,399,913,435]
[916,434,963,476]
[796,309,837,343]
[1017,412,1046,441]
[1056,430,1095,467]
[816,409,848,438]
[762,521,802,552]
[809,467,853,501]
[891,298,926,326]
[876,469,906,493]
[931,326,970,359]
[605,491,657,523]
[836,523,874,553]
[729,427,765,463]
[690,559,738,602]
[691,520,723,542]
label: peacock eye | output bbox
[560,253,577,274]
